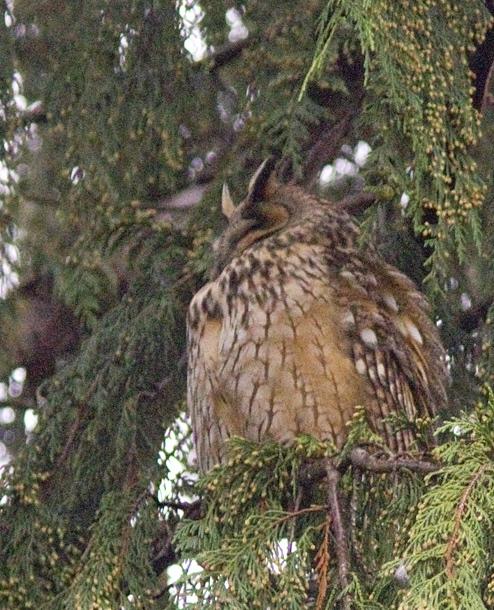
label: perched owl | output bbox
[187,159,447,472]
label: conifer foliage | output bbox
[0,1,494,608]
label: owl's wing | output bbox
[336,259,447,453]
[187,283,248,472]
[187,284,221,472]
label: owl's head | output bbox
[211,158,318,278]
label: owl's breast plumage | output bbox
[187,239,373,471]
[187,171,447,472]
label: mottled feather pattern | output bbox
[187,164,447,472]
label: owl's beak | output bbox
[222,183,236,219]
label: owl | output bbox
[187,159,447,472]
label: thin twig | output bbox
[315,513,331,610]
[274,504,326,526]
[445,463,488,578]
[52,376,100,473]
[350,472,368,577]
[288,487,304,554]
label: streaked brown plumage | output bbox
[187,159,447,472]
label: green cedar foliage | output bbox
[0,1,493,609]
[175,395,494,610]
[0,229,190,608]
[303,0,492,287]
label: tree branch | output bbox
[151,496,203,519]
[445,463,488,578]
[303,110,356,188]
[151,521,178,576]
[149,448,438,581]
[339,191,377,215]
[204,38,253,72]
[20,101,47,125]
[457,297,493,333]
[348,447,438,474]
[470,3,494,112]
[300,447,438,485]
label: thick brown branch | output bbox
[303,110,356,188]
[348,447,438,474]
[300,448,438,486]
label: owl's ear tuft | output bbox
[222,183,236,219]
[247,157,279,204]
